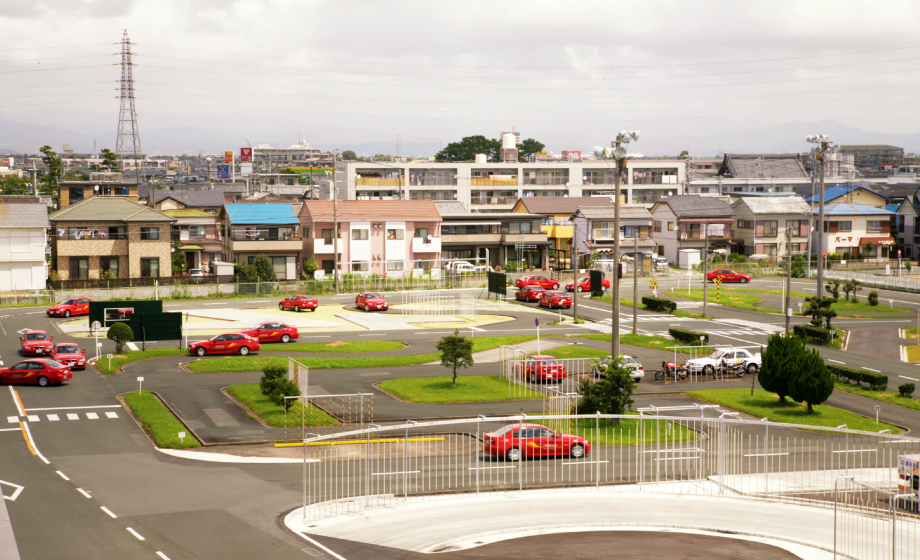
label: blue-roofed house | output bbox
[805,184,893,210]
[813,202,896,261]
[218,202,301,279]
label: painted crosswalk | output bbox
[7,411,119,423]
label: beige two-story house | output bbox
[731,196,812,257]
[50,197,176,279]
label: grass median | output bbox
[225,384,337,427]
[280,340,406,353]
[521,416,698,446]
[575,333,713,353]
[536,346,609,359]
[832,381,920,414]
[379,375,542,403]
[96,347,186,374]
[685,388,901,434]
[123,391,201,449]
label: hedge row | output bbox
[642,296,677,312]
[793,324,832,344]
[668,327,709,345]
[828,364,888,391]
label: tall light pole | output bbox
[333,148,340,294]
[806,135,838,300]
[595,130,639,360]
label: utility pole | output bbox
[807,135,836,301]
[806,158,816,280]
[612,152,622,359]
[572,217,578,321]
[30,162,37,195]
[632,230,638,334]
[333,148,340,294]
[702,225,709,318]
[785,228,793,335]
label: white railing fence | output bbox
[826,270,920,294]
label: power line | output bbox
[0,43,114,52]
[0,53,117,64]
[0,89,115,101]
[0,81,115,91]
[0,64,115,74]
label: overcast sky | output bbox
[2,0,920,156]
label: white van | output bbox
[445,261,475,273]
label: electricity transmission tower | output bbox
[115,30,144,186]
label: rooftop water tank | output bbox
[475,153,487,163]
[502,133,516,150]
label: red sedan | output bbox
[483,422,590,461]
[0,359,72,387]
[565,276,610,293]
[515,355,568,382]
[188,333,260,356]
[238,322,299,343]
[539,291,572,309]
[356,292,388,311]
[514,275,560,290]
[51,343,87,370]
[707,269,751,283]
[21,331,54,356]
[279,294,318,312]
[515,285,546,302]
[46,297,94,318]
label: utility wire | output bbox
[0,64,115,74]
[0,43,114,52]
[0,53,117,64]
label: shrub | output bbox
[727,253,748,263]
[642,296,677,312]
[760,332,806,403]
[827,364,888,391]
[106,322,134,354]
[577,357,634,415]
[49,270,61,283]
[899,383,915,397]
[711,254,723,263]
[668,327,708,345]
[259,362,300,410]
[791,255,807,278]
[825,279,840,301]
[907,261,913,273]
[792,324,832,344]
[303,257,318,277]
[868,290,879,306]
[252,254,277,281]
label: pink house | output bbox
[299,200,442,276]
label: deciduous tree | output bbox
[437,329,474,386]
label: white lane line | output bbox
[100,506,117,518]
[703,331,762,346]
[359,334,386,337]
[832,449,877,454]
[47,414,59,421]
[20,422,48,464]
[862,367,881,373]
[371,470,421,476]
[900,376,919,381]
[156,552,172,560]
[77,488,92,498]
[203,303,227,305]
[86,412,99,419]
[26,405,121,411]
[55,471,69,481]
[66,413,79,421]
[562,460,609,465]
[6,416,17,424]
[8,386,24,416]
[468,326,486,332]
[126,527,145,541]
[744,453,790,457]
[105,412,118,419]
[467,466,516,470]
[828,359,846,364]
[294,532,348,560]
[0,428,21,432]
[26,415,38,422]
[302,336,332,338]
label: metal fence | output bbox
[826,270,920,294]
[395,292,479,323]
[835,476,920,559]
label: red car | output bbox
[46,297,93,318]
[515,355,568,382]
[20,331,54,356]
[279,294,318,312]
[539,291,572,309]
[565,276,611,293]
[483,422,590,461]
[515,285,546,302]
[0,359,72,387]
[707,269,751,283]
[51,343,87,370]
[356,292,388,311]
[238,322,299,343]
[188,333,260,356]
[514,275,560,290]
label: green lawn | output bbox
[378,375,543,403]
[684,287,811,298]
[830,300,911,313]
[669,290,782,313]
[123,391,201,449]
[529,417,698,446]
[536,346,610,360]
[832,381,920,413]
[96,347,186,375]
[685,388,900,434]
[225,384,338,427]
[904,328,920,339]
[280,340,406,353]
[575,333,713,353]
[905,345,920,362]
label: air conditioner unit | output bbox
[680,233,688,240]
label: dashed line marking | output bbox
[67,413,79,420]
[862,367,881,373]
[126,527,145,541]
[26,415,39,422]
[86,412,99,419]
[900,376,919,381]
[828,359,846,364]
[156,552,171,560]
[100,506,117,518]
[105,411,118,419]
[77,488,91,498]
[47,414,59,421]
[55,471,69,481]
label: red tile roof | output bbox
[300,200,441,221]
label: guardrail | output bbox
[826,270,920,294]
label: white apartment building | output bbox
[0,197,49,291]
[253,141,329,173]
[334,158,688,211]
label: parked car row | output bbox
[514,284,572,309]
[188,321,301,356]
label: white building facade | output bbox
[0,199,49,291]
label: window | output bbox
[386,229,404,240]
[69,187,85,204]
[108,226,126,240]
[302,227,310,239]
[387,261,405,271]
[100,257,119,278]
[414,227,429,238]
[762,244,778,257]
[700,187,710,193]
[507,222,532,234]
[653,221,662,232]
[322,229,334,245]
[271,256,286,276]
[351,261,369,271]
[140,258,160,278]
[69,257,88,279]
[762,220,778,237]
[899,217,905,233]
[837,221,852,232]
[321,259,334,273]
[352,229,369,240]
[140,226,160,240]
[667,222,675,231]
[737,220,754,229]
[867,220,883,234]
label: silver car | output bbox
[591,355,644,382]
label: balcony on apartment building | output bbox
[411,235,442,253]
[408,191,458,201]
[471,171,519,186]
[632,169,680,185]
[175,226,220,243]
[313,235,342,255]
[523,171,568,186]
[471,191,517,206]
[355,171,404,187]
[228,227,301,252]
[407,170,457,186]
[677,227,733,240]
[500,223,546,244]
[442,224,502,245]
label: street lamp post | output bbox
[333,148,341,294]
[805,135,838,301]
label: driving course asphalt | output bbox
[1,276,920,559]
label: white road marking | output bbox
[55,471,69,481]
[20,423,48,464]
[0,480,24,501]
[900,376,919,381]
[105,411,118,419]
[302,336,332,338]
[47,414,59,421]
[100,506,117,518]
[126,527,145,541]
[468,326,486,332]
[66,413,79,420]
[77,488,92,498]
[26,405,121,411]
[743,453,790,457]
[203,303,227,305]
[828,359,846,364]
[86,412,99,419]
[862,367,881,373]
[371,470,421,476]
[26,415,38,422]
[0,428,21,432]
[8,386,23,416]
[6,416,18,424]
[156,552,172,560]
[359,334,385,337]
[832,449,877,454]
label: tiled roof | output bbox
[162,209,215,218]
[575,205,653,220]
[154,189,226,207]
[733,196,812,215]
[720,154,809,179]
[301,200,441,221]
[433,201,468,215]
[659,195,734,218]
[805,184,892,204]
[817,202,894,216]
[224,202,299,225]
[517,196,614,215]
[50,197,176,223]
[0,201,50,228]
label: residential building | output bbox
[689,153,812,197]
[439,208,549,269]
[805,184,893,210]
[813,202,896,260]
[150,190,226,214]
[511,196,615,268]
[334,158,687,212]
[299,200,442,275]
[161,209,221,271]
[839,145,904,170]
[58,181,139,207]
[571,205,655,268]
[253,141,329,174]
[0,196,49,291]
[894,194,920,259]
[218,203,302,280]
[49,197,176,280]
[649,195,735,263]
[731,197,812,257]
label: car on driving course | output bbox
[515,355,567,383]
[565,276,611,293]
[514,284,546,302]
[0,359,72,387]
[590,355,644,382]
[514,275,560,290]
[51,343,87,370]
[483,422,591,461]
[188,333,260,356]
[356,292,388,311]
[279,294,319,312]
[237,322,299,343]
[539,291,572,309]
[46,297,94,318]
[707,269,752,283]
[20,331,54,356]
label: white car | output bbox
[472,265,494,273]
[685,348,761,376]
[187,268,206,277]
[591,355,644,382]
[652,257,669,271]
[445,261,475,273]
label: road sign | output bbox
[535,318,539,327]
[216,164,229,179]
[823,252,827,258]
[875,405,881,411]
[899,250,902,258]
[650,279,658,289]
